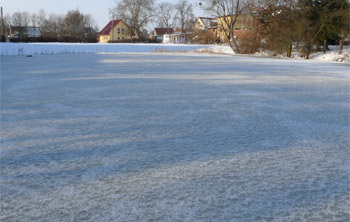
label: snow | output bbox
[310,48,350,63]
[1,53,349,221]
[0,42,208,56]
[194,45,236,55]
[2,43,349,63]
[196,45,350,63]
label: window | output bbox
[117,37,120,40]
[122,28,124,34]
[118,28,120,34]
[104,36,108,41]
[122,37,124,40]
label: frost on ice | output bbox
[1,53,349,221]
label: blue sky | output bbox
[2,0,204,30]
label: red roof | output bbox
[154,28,174,36]
[98,20,122,35]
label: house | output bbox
[217,12,255,43]
[98,20,131,43]
[163,32,192,44]
[193,17,217,31]
[192,17,218,44]
[152,28,174,43]
[8,26,41,40]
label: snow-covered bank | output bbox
[194,45,236,55]
[0,42,208,56]
[310,49,350,63]
[2,42,349,63]
[196,45,350,63]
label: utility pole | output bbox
[1,7,4,41]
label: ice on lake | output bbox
[1,54,349,221]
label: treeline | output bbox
[110,0,195,39]
[255,0,349,58]
[3,9,98,42]
[2,0,349,57]
[203,0,349,57]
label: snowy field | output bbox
[1,53,349,221]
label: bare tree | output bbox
[40,13,64,39]
[157,2,178,29]
[201,0,251,53]
[11,11,30,40]
[64,10,85,41]
[112,0,155,39]
[84,14,98,41]
[31,13,39,37]
[38,9,46,27]
[176,0,195,33]
[4,14,11,26]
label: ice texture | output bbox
[1,54,349,221]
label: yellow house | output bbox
[193,17,217,31]
[98,20,131,43]
[217,13,254,43]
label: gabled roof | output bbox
[154,28,174,36]
[199,17,216,22]
[98,20,122,35]
[198,17,217,28]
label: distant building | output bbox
[97,20,131,43]
[152,28,174,43]
[8,26,41,40]
[192,17,218,44]
[163,32,192,44]
[193,17,217,31]
[217,13,255,43]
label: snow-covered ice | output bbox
[2,42,349,63]
[1,53,349,221]
[0,42,208,56]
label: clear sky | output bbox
[1,0,204,30]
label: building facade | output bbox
[217,13,254,43]
[193,17,217,31]
[98,20,131,43]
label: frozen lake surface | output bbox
[1,54,349,221]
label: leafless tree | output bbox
[176,0,195,33]
[84,14,98,41]
[4,14,11,27]
[38,9,46,27]
[157,2,178,29]
[112,0,155,39]
[31,13,38,27]
[201,0,251,53]
[30,13,39,37]
[6,8,98,42]
[40,13,64,39]
[11,11,30,40]
[64,10,85,40]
